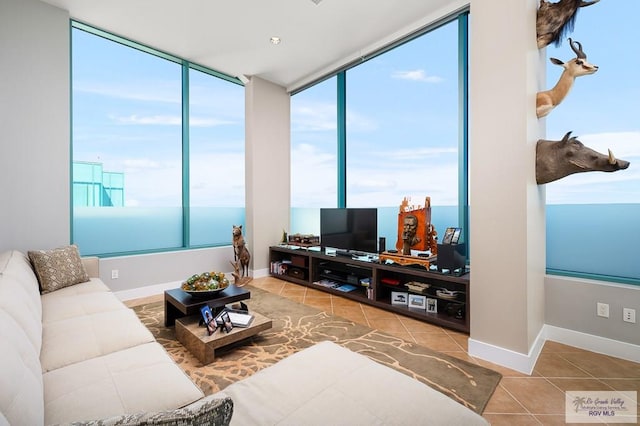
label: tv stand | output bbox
[334,249,353,258]
[269,245,470,333]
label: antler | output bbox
[580,0,600,7]
[569,38,586,59]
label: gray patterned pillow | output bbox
[28,245,90,294]
[68,395,234,426]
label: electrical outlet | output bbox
[597,302,609,318]
[623,308,636,323]
[111,269,119,279]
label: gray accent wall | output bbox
[0,0,70,252]
[546,276,640,346]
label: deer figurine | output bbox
[536,38,598,119]
[537,0,599,49]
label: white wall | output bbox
[467,0,546,372]
[245,77,291,274]
[0,0,70,252]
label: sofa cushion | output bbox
[0,250,43,353]
[67,395,233,426]
[28,245,90,294]
[215,340,489,426]
[44,342,205,425]
[0,310,44,426]
[41,309,155,372]
[42,290,128,324]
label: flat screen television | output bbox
[320,208,378,253]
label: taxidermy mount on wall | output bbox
[536,0,599,49]
[536,38,598,119]
[536,131,630,184]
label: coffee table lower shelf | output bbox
[175,312,272,365]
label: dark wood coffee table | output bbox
[175,311,272,365]
[164,285,251,326]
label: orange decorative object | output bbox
[395,196,438,256]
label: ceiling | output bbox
[39,0,462,92]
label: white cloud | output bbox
[110,114,236,127]
[75,82,180,104]
[391,70,443,83]
[291,103,336,132]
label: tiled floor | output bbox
[127,276,640,425]
[251,277,640,425]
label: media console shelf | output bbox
[269,245,470,333]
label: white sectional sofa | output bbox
[0,248,232,426]
[1,246,489,425]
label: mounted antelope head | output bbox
[537,0,600,49]
[536,38,598,119]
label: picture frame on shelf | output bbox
[391,291,408,306]
[450,228,462,244]
[408,294,426,310]
[426,298,438,313]
[442,227,456,244]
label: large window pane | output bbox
[72,28,183,255]
[345,21,460,247]
[544,0,640,282]
[189,69,245,246]
[290,76,338,234]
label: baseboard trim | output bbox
[468,327,546,374]
[543,324,640,363]
[115,281,181,301]
[115,268,266,301]
[469,325,640,374]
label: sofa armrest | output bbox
[81,256,100,279]
[67,395,233,426]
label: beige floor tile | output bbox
[483,384,528,414]
[541,340,591,353]
[500,377,567,414]
[446,332,469,352]
[367,318,411,335]
[399,317,446,333]
[411,332,463,352]
[331,308,368,325]
[303,298,333,312]
[533,352,592,378]
[482,413,540,425]
[561,352,640,379]
[547,377,615,392]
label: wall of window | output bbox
[290,12,468,250]
[544,0,640,284]
[71,23,244,256]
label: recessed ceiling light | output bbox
[270,37,281,45]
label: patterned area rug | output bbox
[133,285,501,414]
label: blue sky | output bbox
[73,1,639,209]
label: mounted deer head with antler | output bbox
[537,0,600,49]
[536,38,598,118]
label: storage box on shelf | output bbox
[268,245,470,333]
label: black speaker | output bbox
[437,243,466,272]
[378,237,386,253]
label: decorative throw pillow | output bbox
[28,245,90,294]
[68,395,234,426]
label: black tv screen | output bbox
[320,208,378,253]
